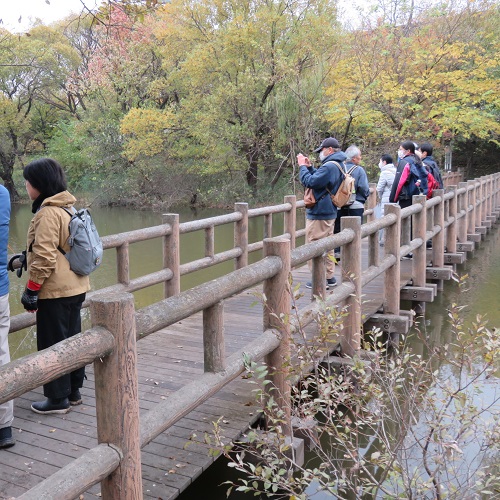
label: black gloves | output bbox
[21,283,40,312]
[8,251,27,278]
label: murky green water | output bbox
[7,202,304,359]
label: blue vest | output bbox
[0,185,10,297]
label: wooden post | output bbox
[467,180,476,238]
[457,182,468,245]
[480,178,487,227]
[264,214,272,240]
[486,176,493,218]
[284,195,297,250]
[475,177,484,228]
[367,183,378,267]
[163,213,180,298]
[311,254,327,299]
[203,301,225,373]
[340,217,362,357]
[412,195,427,314]
[263,238,291,435]
[384,204,401,316]
[432,189,445,291]
[446,186,458,254]
[90,292,142,500]
[116,243,130,286]
[427,194,434,250]
[205,226,215,258]
[234,203,248,270]
[401,211,411,248]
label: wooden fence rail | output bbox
[3,170,500,499]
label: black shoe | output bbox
[306,278,337,290]
[327,278,337,288]
[0,426,15,449]
[69,389,82,406]
[31,398,70,415]
[401,253,413,260]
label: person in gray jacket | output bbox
[333,145,370,257]
[376,154,396,245]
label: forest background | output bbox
[0,0,498,210]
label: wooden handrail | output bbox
[0,327,114,405]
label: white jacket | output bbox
[376,163,396,205]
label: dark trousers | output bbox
[36,293,86,399]
[334,207,364,252]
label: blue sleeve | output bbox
[0,185,10,296]
[299,164,333,190]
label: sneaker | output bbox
[401,253,413,260]
[69,389,82,406]
[327,277,337,288]
[305,278,337,290]
[0,426,15,449]
[334,252,341,260]
[31,397,70,415]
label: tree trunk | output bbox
[246,160,258,195]
[0,152,19,202]
[245,145,259,195]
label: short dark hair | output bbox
[401,140,415,153]
[419,142,433,156]
[381,154,393,164]
[23,158,67,197]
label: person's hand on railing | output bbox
[8,251,27,278]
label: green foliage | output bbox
[1,0,499,205]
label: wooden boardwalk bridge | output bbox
[1,173,499,499]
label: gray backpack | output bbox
[59,207,103,276]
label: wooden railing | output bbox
[2,171,499,499]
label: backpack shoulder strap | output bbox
[347,165,358,175]
[326,161,346,176]
[60,206,76,217]
[58,206,77,255]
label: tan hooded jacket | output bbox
[27,191,90,299]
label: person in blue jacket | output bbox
[298,137,346,289]
[0,184,15,448]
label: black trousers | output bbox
[334,207,364,252]
[36,293,86,399]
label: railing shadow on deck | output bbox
[1,171,500,499]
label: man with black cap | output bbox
[298,137,347,289]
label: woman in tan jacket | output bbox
[21,158,90,414]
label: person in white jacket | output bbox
[376,154,396,245]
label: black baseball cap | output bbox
[314,137,340,153]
